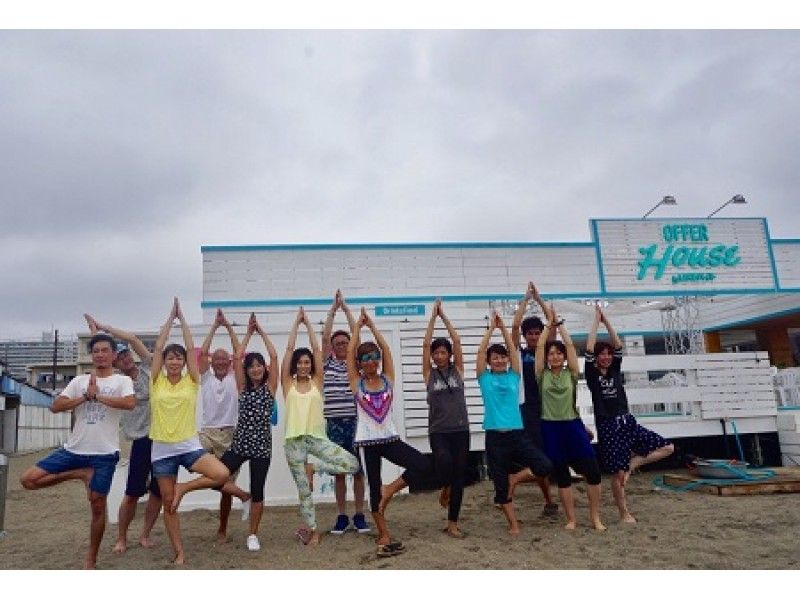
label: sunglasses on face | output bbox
[359,352,381,363]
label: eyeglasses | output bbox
[359,352,381,363]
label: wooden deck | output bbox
[662,466,800,496]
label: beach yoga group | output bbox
[19,284,675,568]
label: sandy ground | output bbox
[1,448,799,570]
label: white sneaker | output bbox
[241,499,252,521]
[246,534,260,551]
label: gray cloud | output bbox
[1,30,799,337]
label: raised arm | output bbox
[233,314,254,393]
[422,300,438,385]
[175,298,200,383]
[511,282,535,350]
[600,308,623,350]
[254,315,279,396]
[199,309,224,375]
[150,299,178,382]
[281,309,303,397]
[362,308,394,384]
[220,310,241,360]
[301,307,324,389]
[438,302,463,375]
[586,305,602,353]
[85,314,153,365]
[346,313,363,393]
[476,316,496,377]
[321,291,340,357]
[496,312,520,374]
[554,311,579,376]
[535,316,549,378]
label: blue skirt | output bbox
[540,418,596,464]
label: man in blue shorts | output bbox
[20,333,135,569]
[85,314,163,554]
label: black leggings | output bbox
[551,458,601,488]
[218,450,271,503]
[361,439,430,514]
[429,431,470,522]
[486,430,553,505]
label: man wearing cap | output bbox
[20,332,135,569]
[84,314,163,554]
[199,309,242,542]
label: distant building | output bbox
[0,332,77,379]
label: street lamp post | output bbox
[708,194,747,217]
[642,195,677,219]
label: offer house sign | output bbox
[590,218,779,295]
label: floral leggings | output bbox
[285,435,360,530]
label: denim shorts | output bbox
[151,449,206,478]
[37,448,120,495]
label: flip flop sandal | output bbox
[295,528,313,545]
[376,542,406,557]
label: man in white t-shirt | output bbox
[198,309,242,542]
[20,333,135,569]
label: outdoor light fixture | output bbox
[642,195,677,219]
[708,194,747,217]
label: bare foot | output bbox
[444,524,464,538]
[83,560,97,570]
[139,536,156,548]
[621,512,637,524]
[564,520,577,531]
[307,530,321,546]
[439,486,450,508]
[173,552,185,565]
[378,485,394,514]
[112,538,127,554]
[305,463,315,492]
[508,525,521,536]
[215,532,230,544]
[171,482,187,513]
[592,519,608,531]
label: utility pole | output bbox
[52,329,58,392]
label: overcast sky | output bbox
[2,29,799,339]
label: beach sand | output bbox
[1,448,799,570]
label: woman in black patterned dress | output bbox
[216,313,278,551]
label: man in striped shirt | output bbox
[322,290,369,534]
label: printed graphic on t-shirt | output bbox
[431,373,462,392]
[599,377,619,402]
[84,382,116,424]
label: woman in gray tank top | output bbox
[423,299,470,538]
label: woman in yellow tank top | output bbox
[149,297,248,564]
[282,307,359,546]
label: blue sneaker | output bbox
[330,514,349,535]
[352,512,371,534]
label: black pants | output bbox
[485,430,553,505]
[361,439,430,514]
[429,430,470,522]
[218,450,271,503]
[552,458,602,488]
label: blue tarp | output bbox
[1,374,54,407]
